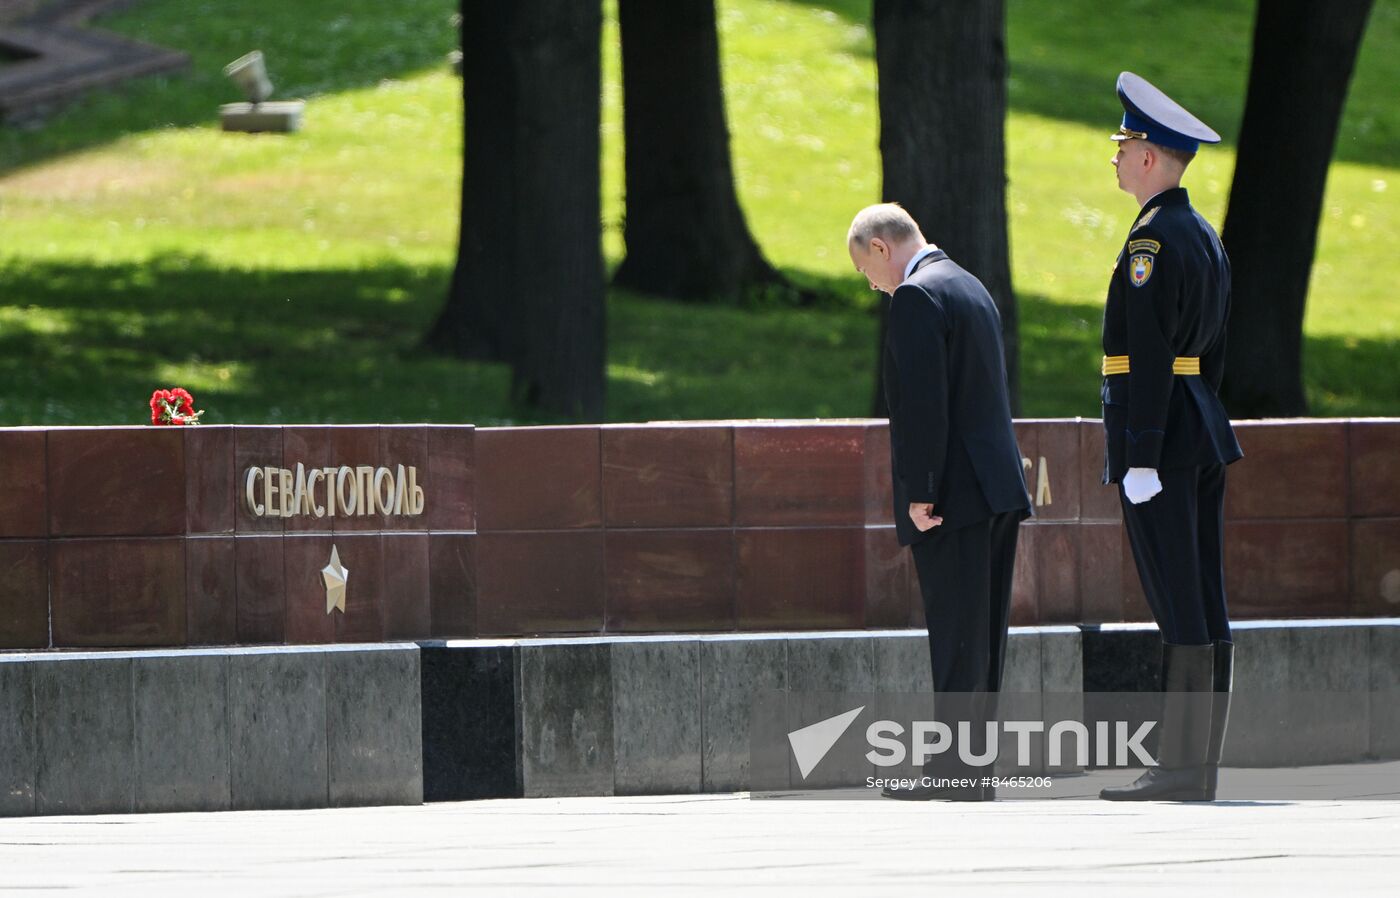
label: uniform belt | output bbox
[1101,355,1200,376]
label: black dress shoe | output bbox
[1099,765,1209,802]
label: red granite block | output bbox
[1078,522,1125,623]
[601,425,733,528]
[476,530,604,635]
[235,535,285,644]
[604,529,734,632]
[281,426,336,534]
[1120,536,1154,623]
[380,426,431,533]
[1079,420,1120,522]
[48,428,185,537]
[1350,420,1400,518]
[427,426,475,532]
[476,426,600,531]
[1031,420,1081,521]
[382,532,431,639]
[1351,519,1400,616]
[864,527,915,629]
[235,426,284,534]
[331,426,384,533]
[1035,522,1081,623]
[1227,421,1348,519]
[282,534,337,645]
[0,541,48,648]
[1226,520,1350,618]
[50,538,186,647]
[734,424,866,526]
[1010,524,1039,626]
[429,532,477,638]
[185,426,235,534]
[0,430,47,537]
[333,533,384,643]
[735,528,865,630]
[186,536,236,646]
[863,423,894,526]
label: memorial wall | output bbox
[0,418,1396,651]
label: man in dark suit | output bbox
[848,203,1032,801]
[1096,73,1244,802]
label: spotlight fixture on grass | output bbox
[219,50,304,133]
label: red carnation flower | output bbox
[148,388,205,426]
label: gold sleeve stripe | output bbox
[1101,355,1201,376]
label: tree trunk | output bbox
[870,0,1019,416]
[425,0,605,420]
[1220,0,1374,418]
[611,0,788,302]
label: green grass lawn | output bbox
[0,0,1395,424]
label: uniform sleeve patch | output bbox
[1129,254,1154,287]
[1128,238,1162,254]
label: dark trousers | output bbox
[910,510,1022,694]
[1121,463,1232,646]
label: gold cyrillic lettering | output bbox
[321,467,338,516]
[293,463,313,516]
[1036,456,1053,507]
[390,465,407,515]
[408,465,425,515]
[244,467,265,515]
[337,465,358,516]
[356,466,376,515]
[263,465,280,518]
[306,467,325,517]
[278,468,294,517]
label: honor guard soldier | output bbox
[1096,73,1244,802]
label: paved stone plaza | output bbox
[1,793,1397,894]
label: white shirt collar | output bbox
[902,244,940,282]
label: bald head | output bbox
[847,203,924,250]
[847,203,928,294]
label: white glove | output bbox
[1122,467,1163,504]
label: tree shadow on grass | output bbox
[0,0,459,174]
[0,253,520,425]
[2,256,1393,425]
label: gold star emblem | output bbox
[322,544,348,614]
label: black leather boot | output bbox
[1200,640,1234,800]
[1100,642,1215,801]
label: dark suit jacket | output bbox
[1100,187,1243,483]
[884,250,1032,546]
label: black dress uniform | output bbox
[1101,185,1243,644]
[1098,72,1243,803]
[882,247,1031,802]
